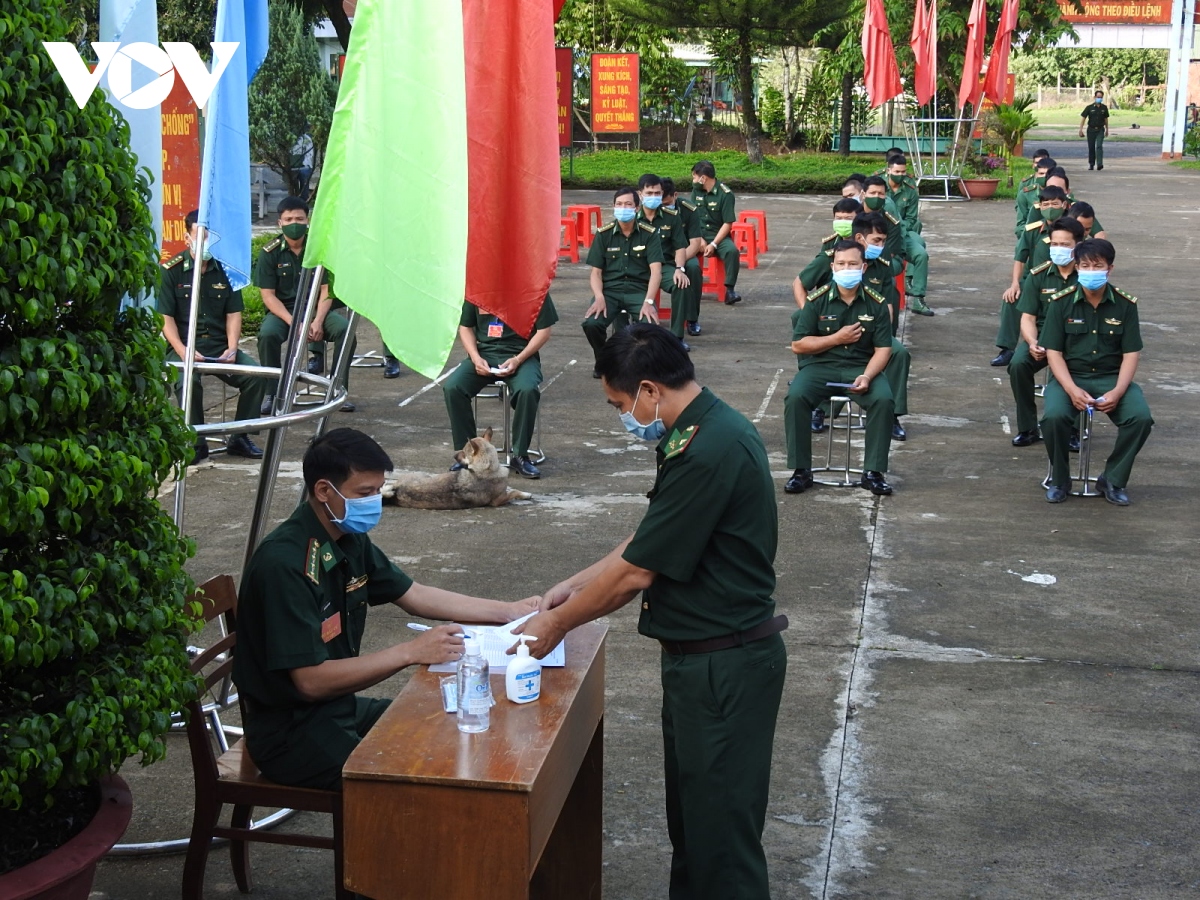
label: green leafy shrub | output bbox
[241,232,277,333]
[1184,126,1200,161]
[0,0,200,867]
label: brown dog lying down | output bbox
[382,429,532,509]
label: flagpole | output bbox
[172,225,208,527]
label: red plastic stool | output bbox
[566,204,602,248]
[654,287,670,322]
[895,262,907,311]
[738,210,768,252]
[701,255,726,303]
[559,218,579,263]
[730,222,759,269]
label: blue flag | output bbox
[197,0,268,290]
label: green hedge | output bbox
[241,231,276,333]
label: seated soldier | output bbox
[233,427,538,789]
[783,241,895,497]
[442,295,557,479]
[868,173,932,316]
[660,177,705,338]
[581,186,663,376]
[1040,239,1153,506]
[1067,200,1106,240]
[1015,155,1054,238]
[255,196,355,413]
[1007,216,1083,448]
[159,210,266,463]
[792,198,862,308]
[636,173,701,348]
[1028,170,1106,238]
[689,159,742,304]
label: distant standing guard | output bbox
[689,160,743,304]
[1078,90,1110,171]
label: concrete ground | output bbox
[93,154,1199,899]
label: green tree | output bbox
[1,0,199,866]
[249,0,338,197]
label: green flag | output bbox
[304,0,467,380]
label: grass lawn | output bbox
[1030,106,1164,129]
[562,149,1028,200]
[1170,159,1200,170]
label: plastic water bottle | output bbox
[456,639,490,733]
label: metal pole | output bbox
[298,309,360,505]
[241,266,325,571]
[172,226,208,528]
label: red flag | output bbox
[553,0,567,19]
[983,0,1019,104]
[463,0,560,337]
[909,0,936,107]
[862,0,903,109]
[957,0,986,110]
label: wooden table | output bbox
[342,623,607,900]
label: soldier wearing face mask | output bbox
[1079,90,1110,171]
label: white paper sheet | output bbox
[428,611,565,672]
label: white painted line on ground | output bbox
[754,368,784,423]
[540,359,577,393]
[397,368,454,408]
[1000,414,1012,435]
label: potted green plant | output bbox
[958,143,1006,199]
[991,97,1039,187]
[1,0,200,895]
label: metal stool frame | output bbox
[812,395,866,487]
[472,379,546,466]
[1041,405,1102,497]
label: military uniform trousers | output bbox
[824,338,909,420]
[258,309,356,391]
[995,294,1022,352]
[1007,343,1049,434]
[662,633,786,900]
[582,291,647,360]
[709,237,741,289]
[785,363,895,471]
[903,232,928,297]
[167,349,267,429]
[1086,129,1105,168]
[443,356,543,458]
[663,259,702,339]
[1041,374,1153,490]
[255,695,390,791]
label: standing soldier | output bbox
[689,160,742,305]
[1078,89,1110,171]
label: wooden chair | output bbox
[182,574,350,900]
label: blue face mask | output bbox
[325,484,383,534]
[613,207,636,223]
[832,269,864,290]
[1077,270,1109,291]
[619,385,666,442]
[1094,97,1103,104]
[642,196,663,210]
[1049,246,1074,267]
[864,243,884,260]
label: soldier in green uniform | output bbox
[1014,153,1053,237]
[689,160,742,304]
[1023,171,1106,235]
[581,186,663,375]
[1079,90,1110,171]
[637,174,702,347]
[993,185,1071,367]
[158,210,266,462]
[517,324,787,900]
[661,178,706,337]
[233,428,538,790]
[1068,200,1106,240]
[792,198,863,307]
[1007,217,1084,447]
[442,296,558,479]
[1040,239,1152,505]
[255,196,355,413]
[783,241,896,496]
[870,170,933,316]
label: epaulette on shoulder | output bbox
[661,206,679,217]
[596,222,616,233]
[1047,286,1076,303]
[637,222,656,233]
[823,248,835,258]
[863,284,885,304]
[1021,183,1038,193]
[884,211,900,225]
[822,233,837,244]
[719,183,732,193]
[263,236,283,252]
[1030,260,1052,275]
[1113,285,1138,304]
[809,283,833,301]
[162,251,186,269]
[679,199,696,211]
[1025,220,1044,231]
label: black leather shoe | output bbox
[860,470,893,495]
[260,394,274,416]
[990,348,1014,367]
[1097,165,1104,171]
[340,401,357,413]
[512,455,541,479]
[383,359,402,378]
[1096,475,1129,506]
[723,289,742,305]
[784,468,814,494]
[592,367,602,379]
[192,440,209,465]
[1045,483,1069,503]
[227,435,264,459]
[1089,165,1094,171]
[686,321,702,336]
[892,417,907,441]
[1068,429,1080,453]
[680,341,691,353]
[1011,429,1040,447]
[307,354,324,375]
[810,408,826,433]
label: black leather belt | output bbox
[659,614,788,656]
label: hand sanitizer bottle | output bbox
[505,635,541,704]
[456,639,490,733]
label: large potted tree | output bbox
[0,0,199,895]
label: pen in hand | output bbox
[408,622,472,638]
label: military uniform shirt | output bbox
[674,199,703,248]
[1016,261,1078,330]
[459,296,559,359]
[233,502,413,763]
[585,221,664,294]
[1039,284,1142,378]
[1015,220,1057,267]
[622,388,777,642]
[886,178,921,232]
[1081,102,1110,131]
[792,283,891,369]
[636,207,687,259]
[157,252,242,357]
[254,235,330,311]
[689,182,736,241]
[800,240,897,304]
